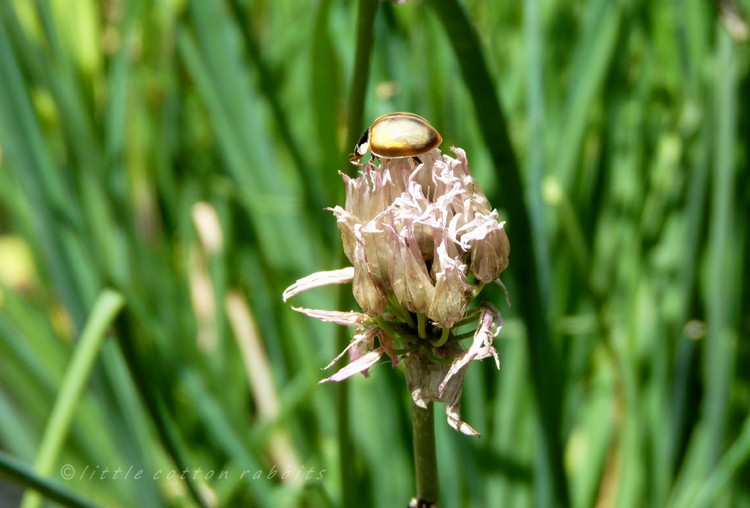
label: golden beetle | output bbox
[350,112,442,164]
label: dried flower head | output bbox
[283,147,509,436]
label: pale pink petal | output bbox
[488,346,501,370]
[349,327,379,362]
[481,301,503,336]
[427,239,472,328]
[447,213,467,249]
[329,205,362,263]
[318,348,385,383]
[342,170,373,220]
[392,182,441,261]
[351,227,388,315]
[387,222,435,313]
[290,306,370,327]
[444,381,480,436]
[378,329,400,367]
[323,333,368,370]
[434,180,467,214]
[438,303,501,396]
[376,168,400,206]
[409,154,436,199]
[438,325,489,397]
[449,147,471,179]
[372,167,401,217]
[360,216,394,290]
[385,158,413,193]
[352,266,387,316]
[283,267,355,302]
[461,218,510,283]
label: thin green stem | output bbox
[375,316,419,343]
[453,309,482,328]
[469,281,486,303]
[432,327,450,347]
[388,292,416,328]
[450,330,477,342]
[21,290,125,508]
[412,401,439,506]
[417,313,428,339]
[390,345,422,355]
[334,258,356,508]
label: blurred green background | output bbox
[0,0,749,507]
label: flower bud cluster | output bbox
[331,147,509,327]
[283,147,510,436]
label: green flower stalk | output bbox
[283,147,510,437]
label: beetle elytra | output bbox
[351,112,442,164]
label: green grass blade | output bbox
[311,0,344,202]
[553,0,621,192]
[181,371,275,507]
[702,27,740,467]
[523,0,552,302]
[672,415,750,508]
[226,0,333,242]
[176,22,318,274]
[0,17,85,326]
[0,389,37,462]
[114,309,212,508]
[20,289,124,508]
[0,451,104,508]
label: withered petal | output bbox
[283,267,355,302]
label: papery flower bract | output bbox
[405,303,502,436]
[284,147,510,436]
